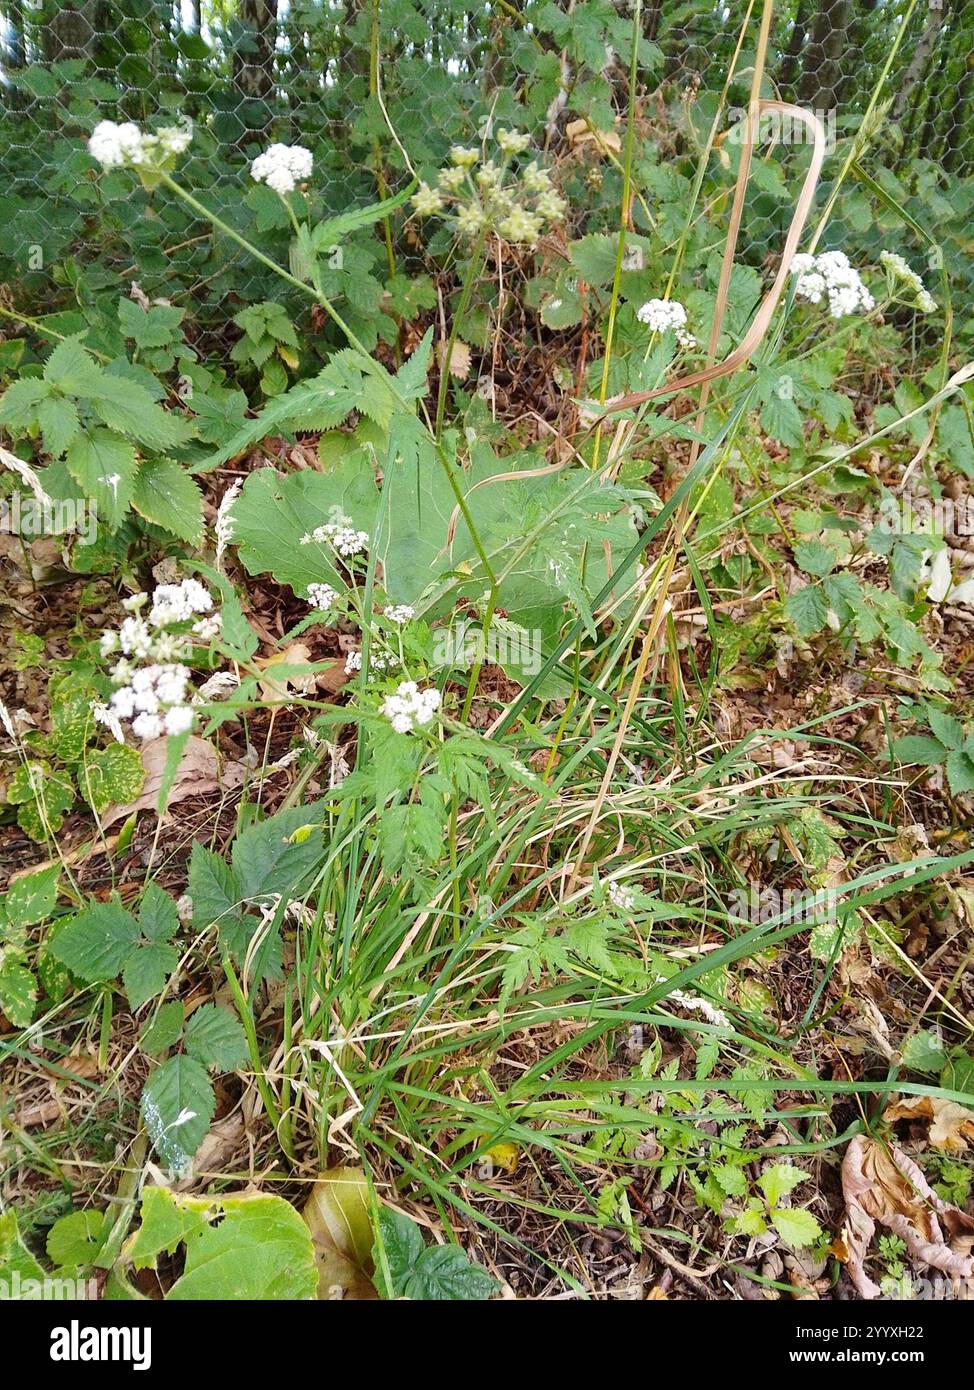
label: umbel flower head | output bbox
[250,143,314,196]
[880,251,937,314]
[636,298,697,350]
[789,250,874,319]
[411,128,566,248]
[88,118,193,173]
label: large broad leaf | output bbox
[48,899,140,982]
[303,1167,378,1299]
[128,1188,318,1300]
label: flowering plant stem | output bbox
[156,173,497,594]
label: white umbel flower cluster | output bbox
[300,515,370,558]
[250,143,314,196]
[789,250,875,318]
[384,604,415,624]
[93,579,220,742]
[880,251,937,313]
[307,583,338,612]
[381,681,442,734]
[88,118,193,170]
[636,298,697,348]
[607,881,636,912]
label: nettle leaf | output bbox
[784,583,828,638]
[183,1003,248,1071]
[131,458,204,543]
[65,428,137,527]
[42,336,103,395]
[0,960,37,1027]
[757,1163,807,1207]
[769,1206,823,1249]
[230,804,324,902]
[79,742,145,814]
[86,375,195,452]
[141,1054,215,1165]
[0,376,51,430]
[3,863,59,929]
[129,1188,318,1300]
[892,734,948,766]
[37,394,81,456]
[48,898,140,982]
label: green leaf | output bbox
[87,375,195,451]
[0,376,50,430]
[892,735,948,766]
[140,1190,318,1301]
[139,1001,185,1055]
[793,539,837,579]
[0,960,37,1027]
[372,1207,425,1298]
[188,842,242,930]
[183,1003,248,1071]
[403,1245,501,1301]
[901,1029,946,1074]
[131,458,204,542]
[138,883,179,942]
[230,804,324,902]
[784,583,828,638]
[311,180,416,251]
[769,1206,823,1249]
[37,395,81,456]
[79,743,145,814]
[946,749,974,797]
[123,941,178,1009]
[65,428,137,527]
[927,709,965,751]
[3,863,59,929]
[42,336,103,395]
[141,1054,215,1164]
[7,761,74,841]
[48,899,140,982]
[46,1210,107,1268]
[757,1163,808,1207]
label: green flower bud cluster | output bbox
[410,130,567,247]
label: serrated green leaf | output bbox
[46,1210,106,1268]
[758,1163,808,1207]
[139,1001,185,1055]
[131,457,203,542]
[769,1205,823,1249]
[0,960,37,1026]
[784,583,828,638]
[183,1003,248,1071]
[48,898,140,982]
[123,941,178,1009]
[3,863,59,929]
[141,1055,215,1164]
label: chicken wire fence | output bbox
[0,0,971,312]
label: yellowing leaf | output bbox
[302,1166,378,1300]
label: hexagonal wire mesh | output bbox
[0,2,970,317]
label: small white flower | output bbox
[637,298,689,334]
[345,650,362,676]
[307,583,338,612]
[91,702,126,744]
[790,249,873,318]
[381,680,442,734]
[192,613,222,640]
[250,143,313,196]
[496,128,530,156]
[164,705,194,736]
[384,604,415,624]
[607,881,636,912]
[880,250,937,313]
[88,119,145,169]
[132,711,163,741]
